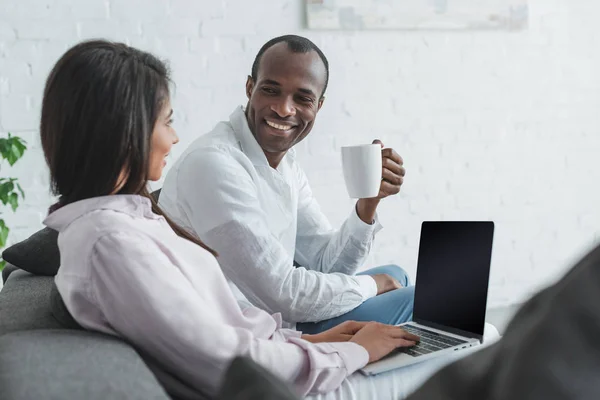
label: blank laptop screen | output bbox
[413,222,494,338]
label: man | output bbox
[160,35,413,333]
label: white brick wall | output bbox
[1,0,600,307]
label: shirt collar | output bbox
[229,106,296,168]
[44,194,153,232]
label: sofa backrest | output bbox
[1,263,19,284]
[0,269,63,336]
[0,329,170,400]
[0,269,171,399]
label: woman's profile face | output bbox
[148,99,178,181]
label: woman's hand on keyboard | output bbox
[301,320,368,343]
[350,322,420,363]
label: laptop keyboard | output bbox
[400,324,467,357]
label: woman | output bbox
[41,40,488,400]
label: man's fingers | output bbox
[382,157,404,176]
[372,139,384,148]
[380,181,401,196]
[382,148,403,165]
[382,169,404,186]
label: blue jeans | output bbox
[297,264,415,334]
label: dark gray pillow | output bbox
[218,356,301,400]
[2,227,59,276]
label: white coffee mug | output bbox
[341,144,382,198]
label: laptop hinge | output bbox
[412,317,484,342]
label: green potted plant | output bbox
[0,132,27,270]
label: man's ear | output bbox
[317,95,326,112]
[245,76,254,100]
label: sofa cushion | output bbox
[0,270,62,336]
[217,356,301,400]
[0,329,169,400]
[2,227,60,276]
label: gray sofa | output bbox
[0,263,301,400]
[0,264,172,399]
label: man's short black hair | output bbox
[251,35,329,98]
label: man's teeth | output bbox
[266,120,294,131]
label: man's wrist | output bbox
[356,198,380,224]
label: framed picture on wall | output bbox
[306,0,528,30]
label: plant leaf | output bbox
[0,139,8,160]
[7,144,20,165]
[10,140,27,164]
[13,137,27,152]
[16,183,25,199]
[8,192,18,212]
[0,181,13,205]
[0,220,9,248]
[0,134,27,165]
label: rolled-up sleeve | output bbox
[293,164,382,281]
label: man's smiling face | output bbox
[245,42,326,164]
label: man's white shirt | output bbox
[160,106,381,327]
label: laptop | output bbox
[360,221,494,375]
